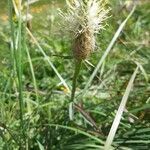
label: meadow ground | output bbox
[0,0,149,149]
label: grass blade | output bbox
[25,45,39,103]
[104,66,139,150]
[26,27,70,93]
[37,140,45,150]
[49,124,105,145]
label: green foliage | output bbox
[0,0,149,149]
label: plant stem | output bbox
[71,60,82,102]
[8,0,25,148]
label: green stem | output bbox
[8,0,25,148]
[71,60,82,102]
[8,0,23,127]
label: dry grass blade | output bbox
[104,66,139,150]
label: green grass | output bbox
[0,0,149,149]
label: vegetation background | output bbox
[0,0,149,149]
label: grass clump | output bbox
[0,0,149,149]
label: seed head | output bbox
[60,0,110,60]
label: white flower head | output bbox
[60,0,110,37]
[60,0,110,60]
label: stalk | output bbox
[61,0,109,103]
[71,60,82,102]
[8,0,25,148]
[61,0,110,122]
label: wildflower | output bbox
[60,0,110,60]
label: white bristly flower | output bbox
[60,0,109,36]
[60,0,110,60]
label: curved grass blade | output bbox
[49,124,105,145]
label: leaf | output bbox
[37,140,44,150]
[104,66,139,150]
